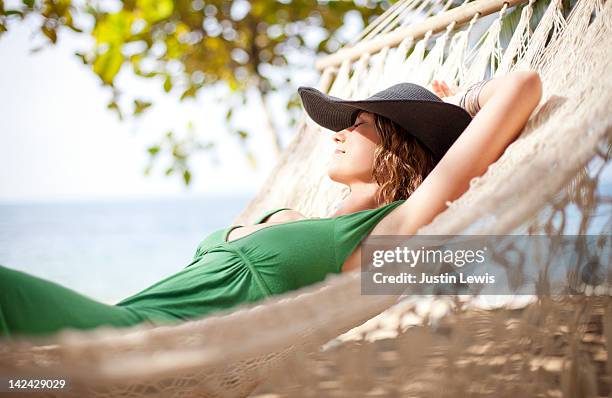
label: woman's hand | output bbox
[431,80,459,98]
[431,79,463,107]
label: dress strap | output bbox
[254,208,292,224]
[333,200,406,272]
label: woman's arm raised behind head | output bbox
[380,70,543,236]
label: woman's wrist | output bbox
[442,92,463,107]
[458,79,491,117]
[435,78,492,117]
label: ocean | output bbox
[0,195,252,304]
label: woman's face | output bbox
[328,111,381,185]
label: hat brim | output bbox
[298,86,473,162]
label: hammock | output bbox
[1,0,610,396]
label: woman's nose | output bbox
[332,130,346,144]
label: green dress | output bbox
[0,200,405,338]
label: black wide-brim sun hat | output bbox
[297,82,473,164]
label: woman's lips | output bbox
[334,149,345,154]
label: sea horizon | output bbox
[0,194,253,304]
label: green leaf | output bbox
[67,24,83,33]
[165,167,174,175]
[93,46,124,84]
[163,75,172,92]
[137,0,174,23]
[227,77,238,92]
[106,100,123,120]
[134,70,157,78]
[74,52,89,65]
[236,129,248,139]
[93,11,134,46]
[41,25,57,43]
[147,145,160,156]
[182,169,191,185]
[180,85,197,100]
[133,99,152,115]
[5,10,24,16]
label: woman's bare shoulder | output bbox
[264,209,306,223]
[369,195,445,236]
[369,203,408,236]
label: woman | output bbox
[0,70,542,338]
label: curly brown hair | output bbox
[371,112,437,206]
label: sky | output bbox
[0,12,346,202]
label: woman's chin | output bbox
[327,168,348,184]
[327,169,340,183]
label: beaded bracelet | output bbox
[458,79,491,117]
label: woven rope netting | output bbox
[1,0,611,396]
